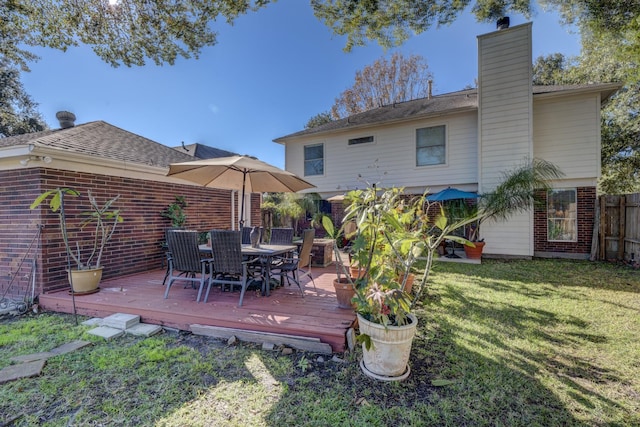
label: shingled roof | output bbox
[172,143,238,159]
[0,121,194,167]
[274,83,620,142]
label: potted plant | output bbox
[463,158,563,259]
[31,188,123,294]
[341,184,477,381]
[321,215,357,309]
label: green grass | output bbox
[1,259,638,426]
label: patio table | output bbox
[199,243,297,296]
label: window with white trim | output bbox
[547,189,577,242]
[304,143,324,176]
[416,125,446,166]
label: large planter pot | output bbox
[464,241,486,259]
[68,267,103,294]
[357,312,418,381]
[333,277,355,309]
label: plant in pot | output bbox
[329,185,475,381]
[463,158,563,259]
[30,188,123,294]
[321,215,358,309]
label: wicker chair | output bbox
[164,230,212,301]
[269,227,294,245]
[204,230,262,306]
[271,228,316,295]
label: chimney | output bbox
[428,79,433,99]
[497,17,510,30]
[56,111,76,129]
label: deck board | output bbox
[39,266,355,352]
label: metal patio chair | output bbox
[268,227,294,245]
[271,228,316,296]
[203,230,262,307]
[164,230,212,301]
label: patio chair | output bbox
[271,228,316,296]
[203,230,262,306]
[162,226,185,286]
[241,226,264,245]
[269,227,294,245]
[164,230,213,301]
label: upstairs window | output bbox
[416,125,446,166]
[348,136,374,145]
[547,189,577,242]
[304,143,324,176]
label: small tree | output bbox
[161,196,188,227]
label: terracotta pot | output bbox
[68,267,103,294]
[464,241,485,259]
[349,265,366,280]
[398,273,414,294]
[333,277,355,309]
[358,312,418,381]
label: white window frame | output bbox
[416,124,447,167]
[547,188,578,242]
[304,143,324,177]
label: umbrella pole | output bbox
[239,171,247,229]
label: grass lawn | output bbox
[1,259,638,426]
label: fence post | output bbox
[599,196,606,260]
[618,196,626,260]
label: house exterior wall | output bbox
[0,168,255,299]
[533,93,601,183]
[285,111,478,197]
[478,23,534,257]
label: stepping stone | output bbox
[87,326,124,340]
[81,318,103,327]
[10,340,92,363]
[102,313,140,330]
[126,323,162,337]
[0,359,46,384]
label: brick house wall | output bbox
[0,167,260,300]
[534,187,596,256]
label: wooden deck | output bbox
[38,266,355,353]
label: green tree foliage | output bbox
[1,0,273,70]
[305,111,333,129]
[3,1,639,72]
[330,52,433,119]
[0,60,47,137]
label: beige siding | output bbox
[477,23,533,255]
[284,111,478,196]
[481,211,533,257]
[533,94,601,181]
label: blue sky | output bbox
[21,0,581,169]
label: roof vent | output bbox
[497,17,510,30]
[56,111,76,129]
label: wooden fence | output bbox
[594,193,640,262]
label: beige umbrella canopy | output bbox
[167,155,315,227]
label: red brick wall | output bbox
[0,168,259,298]
[534,187,596,255]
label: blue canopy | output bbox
[426,187,479,201]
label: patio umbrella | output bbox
[426,187,479,201]
[167,155,315,227]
